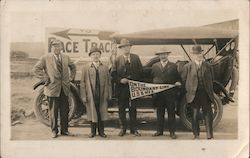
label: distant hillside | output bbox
[10,42,44,58]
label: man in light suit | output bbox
[33,39,76,138]
[181,45,214,139]
[111,38,143,136]
[151,48,181,139]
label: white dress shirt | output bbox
[54,54,61,61]
[123,55,131,63]
[194,60,203,68]
[160,60,168,68]
[92,61,100,68]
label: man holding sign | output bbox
[111,39,143,137]
[151,48,181,139]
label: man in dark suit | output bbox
[111,38,143,136]
[181,45,214,139]
[33,39,76,138]
[151,48,181,139]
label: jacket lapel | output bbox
[201,61,207,77]
[156,62,163,72]
[50,54,58,72]
[191,62,198,77]
[88,63,96,94]
[162,61,169,72]
[61,54,68,73]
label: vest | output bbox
[124,59,132,79]
[197,64,204,89]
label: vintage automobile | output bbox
[33,26,238,130]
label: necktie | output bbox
[162,62,166,68]
[56,55,62,73]
[125,56,131,75]
[125,56,129,63]
[94,62,99,68]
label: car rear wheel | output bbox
[33,88,77,126]
[180,93,223,131]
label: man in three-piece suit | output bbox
[181,45,214,139]
[33,39,76,138]
[111,38,143,136]
[151,48,181,139]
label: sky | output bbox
[1,0,244,42]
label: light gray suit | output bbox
[33,53,76,97]
[33,53,76,134]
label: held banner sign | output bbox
[128,80,176,100]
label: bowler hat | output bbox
[89,46,102,56]
[51,39,63,46]
[118,38,132,48]
[191,45,203,54]
[155,48,171,55]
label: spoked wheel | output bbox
[33,88,77,126]
[180,93,223,131]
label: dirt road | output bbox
[11,103,237,140]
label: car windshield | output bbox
[122,44,217,65]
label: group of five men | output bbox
[33,38,214,139]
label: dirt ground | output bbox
[11,103,237,140]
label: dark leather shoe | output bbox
[99,133,107,138]
[131,130,141,136]
[170,133,177,139]
[152,132,163,137]
[51,132,57,138]
[118,129,126,136]
[61,132,74,136]
[88,133,96,138]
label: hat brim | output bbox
[118,44,132,48]
[88,50,102,56]
[155,51,171,55]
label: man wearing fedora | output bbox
[151,48,181,139]
[80,46,112,138]
[111,38,143,136]
[181,45,214,139]
[33,39,76,138]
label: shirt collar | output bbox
[160,60,168,67]
[123,54,131,61]
[53,54,61,60]
[91,61,102,68]
[194,60,203,65]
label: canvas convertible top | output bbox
[112,26,238,45]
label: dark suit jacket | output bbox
[181,61,214,103]
[111,53,143,83]
[151,61,181,101]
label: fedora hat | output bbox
[191,45,203,54]
[118,38,132,48]
[155,48,171,55]
[89,46,102,56]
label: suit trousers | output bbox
[117,84,137,132]
[48,88,69,134]
[154,92,176,134]
[190,87,213,138]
